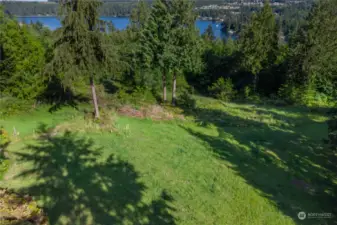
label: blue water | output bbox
[18,16,225,38]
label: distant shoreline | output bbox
[17,15,220,21]
[17,15,129,18]
[16,15,56,17]
[17,15,220,23]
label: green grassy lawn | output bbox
[0,98,336,225]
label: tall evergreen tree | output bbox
[0,7,46,99]
[170,0,199,105]
[288,0,337,95]
[127,0,153,88]
[47,0,108,118]
[202,24,215,41]
[130,0,149,31]
[140,0,173,102]
[239,0,279,91]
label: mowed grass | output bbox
[0,98,336,225]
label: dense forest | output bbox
[0,0,336,115]
[1,0,336,132]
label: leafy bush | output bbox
[208,77,236,101]
[0,159,9,181]
[116,87,157,106]
[278,83,305,105]
[0,97,34,117]
[0,20,46,100]
[116,87,131,104]
[177,90,196,110]
[93,108,116,132]
[314,92,329,106]
[244,86,251,100]
[0,127,10,180]
[235,86,262,103]
[176,75,191,94]
[301,86,317,106]
[0,127,10,151]
[130,87,157,104]
[278,83,330,106]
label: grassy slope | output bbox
[0,99,335,225]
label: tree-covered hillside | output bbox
[0,0,336,223]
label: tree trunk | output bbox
[172,71,177,106]
[253,74,259,92]
[90,77,100,119]
[163,70,167,102]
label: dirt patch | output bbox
[0,189,48,225]
[118,105,183,121]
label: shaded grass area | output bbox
[6,124,174,225]
[183,98,337,224]
[0,99,336,225]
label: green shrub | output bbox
[116,87,157,106]
[244,86,251,100]
[130,87,157,104]
[300,86,316,106]
[177,90,196,110]
[241,86,261,102]
[314,93,329,105]
[0,159,9,180]
[278,83,330,106]
[0,127,10,180]
[0,97,34,117]
[208,77,236,101]
[176,75,191,93]
[278,83,304,105]
[116,87,131,104]
[0,127,10,150]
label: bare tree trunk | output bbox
[163,70,167,102]
[172,71,177,106]
[253,74,259,93]
[90,77,100,119]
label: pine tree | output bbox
[288,0,337,94]
[170,0,198,105]
[202,24,215,41]
[47,0,108,118]
[0,7,46,99]
[0,5,6,91]
[239,0,279,91]
[130,0,149,31]
[138,0,201,104]
[139,0,173,102]
[127,0,151,88]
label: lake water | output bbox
[18,16,225,38]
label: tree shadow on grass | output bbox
[11,124,176,225]
[182,105,337,224]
